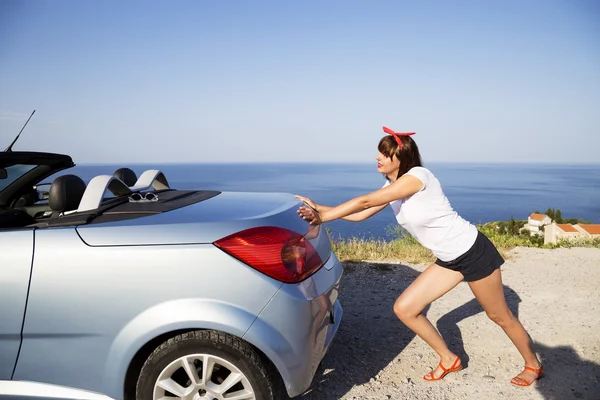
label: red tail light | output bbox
[214,226,324,283]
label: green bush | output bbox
[556,237,600,249]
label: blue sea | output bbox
[52,163,600,241]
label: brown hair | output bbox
[378,135,423,180]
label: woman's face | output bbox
[376,152,400,177]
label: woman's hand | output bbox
[297,205,323,225]
[294,195,318,212]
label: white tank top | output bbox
[383,166,478,262]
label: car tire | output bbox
[136,330,284,400]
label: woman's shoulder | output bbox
[405,166,438,189]
[406,166,434,179]
[408,166,431,174]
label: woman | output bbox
[295,126,542,386]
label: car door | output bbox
[0,229,34,379]
[0,380,116,399]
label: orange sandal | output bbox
[423,356,462,381]
[510,365,543,387]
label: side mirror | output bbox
[33,183,51,201]
[0,168,7,179]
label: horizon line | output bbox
[74,160,600,166]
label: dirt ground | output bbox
[299,247,600,400]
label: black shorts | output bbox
[435,231,504,282]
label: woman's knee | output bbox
[486,310,515,327]
[393,298,421,321]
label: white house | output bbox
[545,223,579,244]
[575,224,600,238]
[524,213,552,235]
[544,223,600,244]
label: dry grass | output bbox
[331,235,435,264]
[329,225,600,264]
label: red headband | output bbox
[382,126,415,150]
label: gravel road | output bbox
[299,247,600,400]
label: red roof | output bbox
[557,224,577,233]
[579,224,600,235]
[529,213,549,221]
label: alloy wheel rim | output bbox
[153,353,256,400]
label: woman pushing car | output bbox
[295,126,542,387]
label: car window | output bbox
[0,164,36,192]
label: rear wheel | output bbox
[136,330,281,400]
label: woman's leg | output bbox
[394,263,465,378]
[468,268,542,384]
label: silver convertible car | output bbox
[0,149,343,400]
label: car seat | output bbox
[49,174,87,218]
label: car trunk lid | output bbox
[75,191,332,263]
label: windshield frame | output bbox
[0,151,75,208]
[0,164,38,192]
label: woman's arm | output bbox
[295,195,388,222]
[342,203,388,221]
[298,174,423,224]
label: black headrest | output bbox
[49,174,87,213]
[113,167,138,186]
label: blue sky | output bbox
[1,0,598,164]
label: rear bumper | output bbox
[242,251,343,398]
